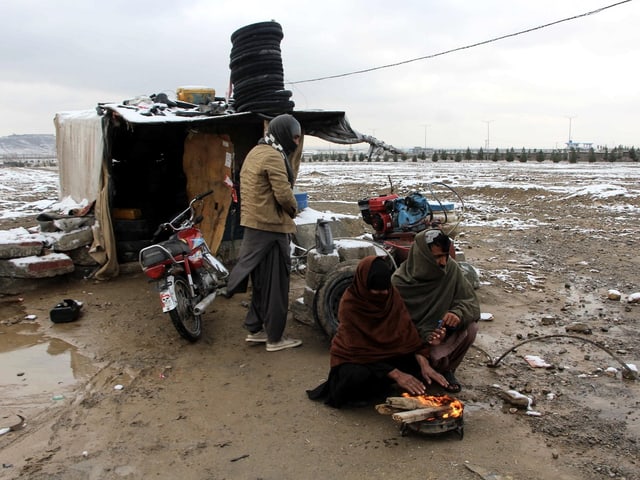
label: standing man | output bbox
[225,114,303,352]
[391,229,480,392]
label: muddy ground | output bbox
[1,162,639,480]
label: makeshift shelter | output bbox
[54,103,401,280]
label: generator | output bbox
[358,191,451,238]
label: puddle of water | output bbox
[0,322,93,405]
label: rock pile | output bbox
[0,217,99,294]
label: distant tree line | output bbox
[0,154,57,167]
[302,146,637,163]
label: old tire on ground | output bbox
[313,260,359,339]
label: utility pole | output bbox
[483,120,494,150]
[566,116,576,146]
[422,124,430,151]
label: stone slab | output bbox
[41,227,94,252]
[294,215,365,250]
[0,238,44,259]
[306,250,340,274]
[66,245,100,266]
[302,286,316,308]
[0,253,75,279]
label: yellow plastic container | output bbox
[176,86,216,105]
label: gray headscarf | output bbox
[263,114,301,156]
[391,229,480,340]
[257,114,301,185]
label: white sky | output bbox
[0,0,637,150]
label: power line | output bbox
[287,0,632,85]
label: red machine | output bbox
[358,193,399,236]
[358,191,456,263]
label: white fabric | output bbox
[54,110,104,204]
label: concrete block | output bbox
[304,269,325,291]
[66,245,100,266]
[0,237,44,259]
[332,216,368,240]
[0,253,75,279]
[42,226,94,252]
[336,239,377,261]
[290,296,315,327]
[307,250,340,274]
[294,214,366,250]
[303,286,316,308]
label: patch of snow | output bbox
[294,206,357,225]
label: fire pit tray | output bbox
[400,416,464,439]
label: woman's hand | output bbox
[388,369,426,396]
[415,354,449,390]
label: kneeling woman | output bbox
[307,256,437,408]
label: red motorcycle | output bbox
[139,190,229,341]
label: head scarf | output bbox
[367,257,392,290]
[258,113,300,185]
[391,229,480,340]
[330,256,427,368]
[263,113,301,156]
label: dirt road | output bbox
[1,162,639,479]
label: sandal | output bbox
[443,371,462,393]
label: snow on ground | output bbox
[298,161,640,197]
[2,161,639,231]
[1,161,639,292]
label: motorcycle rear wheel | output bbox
[169,276,202,342]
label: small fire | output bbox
[402,393,464,419]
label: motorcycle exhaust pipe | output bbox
[194,291,217,315]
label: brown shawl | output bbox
[330,256,428,368]
[391,229,480,341]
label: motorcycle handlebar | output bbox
[158,191,214,233]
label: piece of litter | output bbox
[0,428,10,436]
[524,355,552,368]
[24,314,37,320]
[505,389,534,409]
[480,312,494,321]
[52,394,65,401]
[627,292,640,304]
[114,384,124,390]
[526,410,542,417]
[464,462,509,480]
[607,289,622,300]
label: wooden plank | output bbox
[182,133,234,255]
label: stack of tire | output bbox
[229,21,295,114]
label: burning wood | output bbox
[376,394,464,426]
[392,405,452,424]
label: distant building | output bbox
[565,140,593,151]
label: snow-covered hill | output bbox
[0,134,56,156]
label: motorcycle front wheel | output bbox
[169,276,202,342]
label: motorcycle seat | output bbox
[140,238,191,267]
